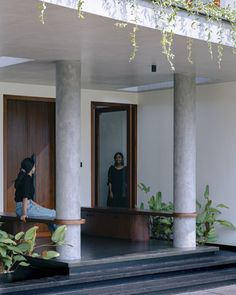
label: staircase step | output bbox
[70,256,236,283]
[69,246,219,273]
[2,248,236,295]
[47,267,236,295]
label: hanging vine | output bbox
[217,23,224,68]
[39,0,47,24]
[38,0,236,70]
[77,0,85,19]
[161,31,175,70]
[129,24,139,62]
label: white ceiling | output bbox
[0,0,236,91]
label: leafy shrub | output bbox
[139,183,235,244]
[196,185,235,244]
[138,183,174,240]
[0,225,66,273]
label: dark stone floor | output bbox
[81,235,173,260]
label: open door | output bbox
[91,102,137,208]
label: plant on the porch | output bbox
[139,183,236,244]
[196,185,236,244]
[39,0,236,69]
[139,183,174,240]
[0,225,66,273]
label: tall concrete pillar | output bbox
[173,73,196,248]
[56,61,81,260]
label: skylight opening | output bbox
[0,56,33,68]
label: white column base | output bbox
[173,218,196,248]
[57,226,81,260]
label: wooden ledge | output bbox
[173,212,198,218]
[54,219,86,225]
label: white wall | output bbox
[0,82,138,211]
[138,89,173,208]
[138,81,236,246]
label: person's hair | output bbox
[114,152,124,166]
[14,157,35,189]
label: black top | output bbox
[15,174,35,202]
[107,165,128,208]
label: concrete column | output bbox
[56,61,81,260]
[173,73,196,248]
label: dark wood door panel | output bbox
[4,95,55,235]
[6,99,28,212]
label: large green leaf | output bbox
[6,245,23,254]
[2,257,12,270]
[0,230,8,238]
[0,246,7,257]
[0,238,16,245]
[51,225,66,244]
[15,232,25,241]
[13,255,26,262]
[216,204,229,209]
[17,242,31,253]
[208,208,221,214]
[24,226,38,241]
[42,250,60,260]
[216,220,236,228]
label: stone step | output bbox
[69,246,219,273]
[3,263,236,294]
[70,255,236,283]
[2,251,236,295]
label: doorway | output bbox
[4,95,55,235]
[91,102,137,208]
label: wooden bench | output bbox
[0,212,85,235]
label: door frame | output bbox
[3,95,55,212]
[91,101,137,208]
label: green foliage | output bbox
[139,183,236,245]
[38,0,236,69]
[196,185,235,244]
[0,225,66,273]
[138,183,174,240]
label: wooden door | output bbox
[4,95,55,235]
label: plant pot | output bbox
[0,267,35,283]
[0,257,69,284]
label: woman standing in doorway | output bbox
[14,157,56,230]
[107,152,128,208]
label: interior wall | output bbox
[138,81,236,246]
[0,82,138,211]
